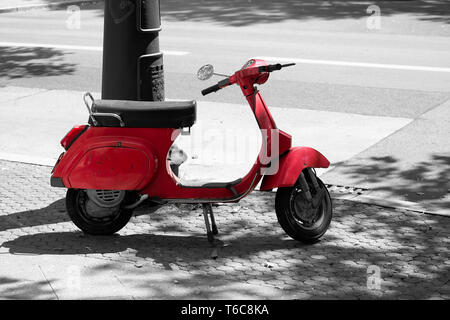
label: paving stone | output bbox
[1,159,450,299]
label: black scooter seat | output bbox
[89,99,196,128]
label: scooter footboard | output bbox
[260,147,329,191]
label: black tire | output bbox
[66,189,134,235]
[275,175,332,243]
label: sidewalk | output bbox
[0,0,449,301]
[0,86,411,168]
[1,159,449,299]
[1,85,448,216]
[0,84,449,299]
[322,98,450,216]
[1,251,289,299]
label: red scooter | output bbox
[50,59,332,243]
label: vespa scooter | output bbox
[50,59,332,243]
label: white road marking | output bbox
[257,56,450,73]
[162,50,190,56]
[0,41,189,56]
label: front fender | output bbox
[260,147,330,191]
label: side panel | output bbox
[68,147,151,190]
[260,147,330,191]
[51,127,165,190]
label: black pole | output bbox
[101,0,182,175]
[102,0,164,101]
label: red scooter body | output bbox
[52,59,329,200]
[51,59,332,242]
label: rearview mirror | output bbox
[197,64,214,81]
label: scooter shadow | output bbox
[2,230,300,264]
[0,198,161,233]
[0,199,68,232]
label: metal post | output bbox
[102,0,184,176]
[102,0,164,101]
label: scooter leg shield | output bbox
[260,147,330,191]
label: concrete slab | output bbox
[0,86,87,165]
[0,86,46,103]
[0,254,57,299]
[322,98,450,214]
[177,101,412,181]
[0,253,290,299]
[0,86,412,184]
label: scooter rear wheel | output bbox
[275,177,332,243]
[66,189,134,235]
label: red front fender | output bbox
[260,147,330,191]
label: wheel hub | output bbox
[84,200,119,219]
[82,189,125,220]
[292,191,320,225]
[86,189,125,208]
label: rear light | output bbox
[61,125,88,150]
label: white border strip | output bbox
[257,56,450,73]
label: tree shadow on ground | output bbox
[159,0,450,26]
[0,198,160,233]
[328,153,450,212]
[0,46,76,79]
[33,1,450,26]
[0,199,68,232]
[0,277,55,299]
[2,197,449,299]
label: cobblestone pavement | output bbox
[0,159,449,299]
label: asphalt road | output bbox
[0,3,449,118]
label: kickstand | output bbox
[202,203,219,243]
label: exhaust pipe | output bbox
[123,194,149,210]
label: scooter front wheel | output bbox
[66,189,134,235]
[275,177,332,243]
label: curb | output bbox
[0,152,56,167]
[0,0,102,14]
[330,193,449,217]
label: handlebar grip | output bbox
[201,78,230,96]
[201,83,221,96]
[259,63,295,73]
[258,64,282,73]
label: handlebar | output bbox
[201,78,230,96]
[258,63,296,73]
[201,83,221,96]
[201,62,295,96]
